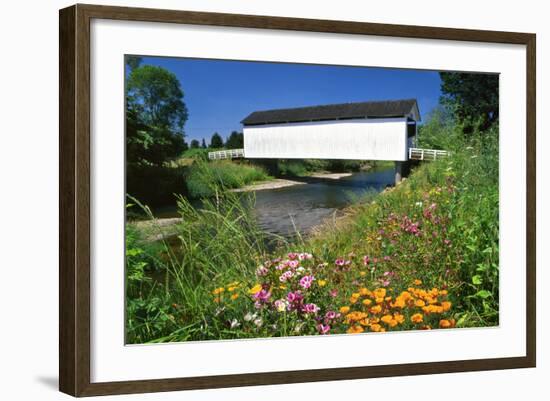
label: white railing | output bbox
[208,148,245,160]
[408,147,450,161]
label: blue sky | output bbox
[139,56,443,143]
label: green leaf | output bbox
[472,275,483,285]
[475,290,492,299]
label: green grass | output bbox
[126,123,499,342]
[185,160,271,198]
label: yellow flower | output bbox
[248,284,262,294]
[359,287,371,296]
[373,288,387,299]
[318,279,327,287]
[227,286,237,292]
[212,287,225,295]
[440,289,448,296]
[359,271,367,277]
[375,297,385,304]
[411,313,423,323]
[362,299,372,306]
[340,306,351,314]
[279,284,287,290]
[413,279,422,286]
[231,293,239,301]
[347,325,364,334]
[441,301,452,312]
[350,293,360,304]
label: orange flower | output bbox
[413,279,422,286]
[347,325,365,334]
[359,287,371,296]
[393,313,405,324]
[370,323,384,332]
[340,306,350,314]
[411,313,423,323]
[370,305,382,314]
[231,293,239,301]
[441,301,452,312]
[439,319,452,328]
[248,284,262,294]
[373,288,387,299]
[212,287,225,295]
[362,299,372,306]
[415,299,426,307]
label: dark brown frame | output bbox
[59,3,536,397]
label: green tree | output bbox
[439,72,499,132]
[125,55,143,71]
[201,138,207,149]
[126,65,188,165]
[209,132,224,148]
[190,139,200,149]
[225,131,244,149]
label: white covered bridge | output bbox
[209,99,449,184]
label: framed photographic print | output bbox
[59,3,536,397]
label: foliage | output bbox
[277,159,365,176]
[225,131,244,149]
[201,138,207,148]
[440,72,499,132]
[190,139,200,149]
[126,65,188,165]
[181,147,209,161]
[185,160,270,198]
[125,55,143,71]
[209,132,224,148]
[126,164,187,207]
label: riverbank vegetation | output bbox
[125,61,500,343]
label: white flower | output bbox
[244,312,257,322]
[415,201,423,207]
[253,318,263,327]
[230,319,240,329]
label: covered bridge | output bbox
[241,98,420,163]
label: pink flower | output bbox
[299,275,314,289]
[288,260,299,269]
[384,255,391,262]
[287,252,298,260]
[256,266,269,276]
[335,258,345,266]
[287,291,303,303]
[329,289,338,297]
[325,311,339,320]
[253,289,271,302]
[362,256,371,266]
[279,270,294,282]
[298,252,313,260]
[303,303,319,314]
[317,324,330,334]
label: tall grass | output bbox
[186,160,270,198]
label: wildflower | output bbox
[279,270,294,282]
[317,324,331,334]
[362,256,371,266]
[413,279,422,286]
[340,306,350,314]
[299,252,313,260]
[382,280,390,287]
[318,279,327,287]
[244,312,257,322]
[394,313,405,324]
[248,284,263,295]
[369,305,382,314]
[335,258,349,266]
[288,260,300,269]
[362,299,372,306]
[274,299,289,312]
[230,319,240,329]
[359,288,371,297]
[439,319,452,328]
[256,265,269,276]
[325,311,339,320]
[299,275,314,289]
[411,313,423,323]
[329,289,338,297]
[212,287,225,295]
[373,288,387,299]
[415,299,426,307]
[370,323,383,332]
[441,301,452,311]
[303,303,320,314]
[231,293,239,301]
[288,252,298,260]
[350,293,360,304]
[253,318,263,327]
[347,325,364,334]
[253,289,271,302]
[359,271,367,277]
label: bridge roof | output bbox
[241,98,420,126]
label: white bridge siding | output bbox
[243,117,409,161]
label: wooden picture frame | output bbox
[59,3,536,397]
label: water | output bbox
[153,167,395,240]
[252,168,394,238]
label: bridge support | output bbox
[394,161,411,185]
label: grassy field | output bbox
[126,124,498,343]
